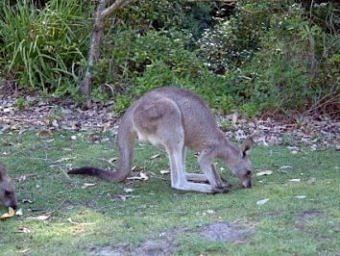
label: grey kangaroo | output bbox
[69,87,253,193]
[0,164,18,209]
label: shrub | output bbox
[0,0,91,95]
[100,29,203,93]
[197,0,340,117]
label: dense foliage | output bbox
[0,0,91,96]
[0,0,339,118]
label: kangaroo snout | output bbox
[242,179,252,188]
[1,190,18,210]
[4,199,17,210]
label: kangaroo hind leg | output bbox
[134,97,220,193]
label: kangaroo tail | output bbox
[68,167,125,182]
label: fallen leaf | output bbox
[27,213,51,221]
[67,218,77,224]
[295,195,306,199]
[52,119,59,127]
[256,198,269,205]
[16,227,31,233]
[19,249,30,254]
[113,194,136,202]
[289,179,301,182]
[14,173,38,182]
[287,146,299,154]
[150,154,161,160]
[16,208,23,216]
[202,209,216,216]
[3,107,14,114]
[53,157,75,163]
[131,166,139,171]
[160,169,170,175]
[123,188,134,193]
[22,199,34,204]
[127,172,149,181]
[0,207,16,220]
[108,157,117,163]
[287,146,299,151]
[81,183,96,189]
[256,170,273,176]
[67,218,94,225]
[139,172,149,180]
[278,165,293,173]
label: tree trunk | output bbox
[80,0,106,97]
[80,0,134,98]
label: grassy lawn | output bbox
[0,130,339,255]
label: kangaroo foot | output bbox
[212,183,230,194]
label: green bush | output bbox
[0,0,91,95]
[197,0,340,116]
[114,0,216,40]
[101,29,203,93]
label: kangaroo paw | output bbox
[212,183,230,194]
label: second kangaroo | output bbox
[0,164,18,209]
[69,87,254,193]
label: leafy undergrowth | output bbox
[0,130,339,256]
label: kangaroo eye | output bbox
[246,170,251,176]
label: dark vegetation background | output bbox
[0,0,339,119]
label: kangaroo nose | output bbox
[242,180,252,188]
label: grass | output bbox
[0,130,339,255]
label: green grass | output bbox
[0,130,339,255]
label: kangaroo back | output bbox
[139,87,223,152]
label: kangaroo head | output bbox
[0,165,18,209]
[227,137,253,188]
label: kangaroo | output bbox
[69,87,253,193]
[0,164,18,209]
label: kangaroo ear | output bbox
[241,136,254,157]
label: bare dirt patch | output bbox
[86,222,253,255]
[86,228,183,256]
[298,209,323,220]
[88,245,124,256]
[199,222,252,243]
[295,209,324,231]
[88,239,176,256]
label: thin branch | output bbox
[101,0,135,19]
